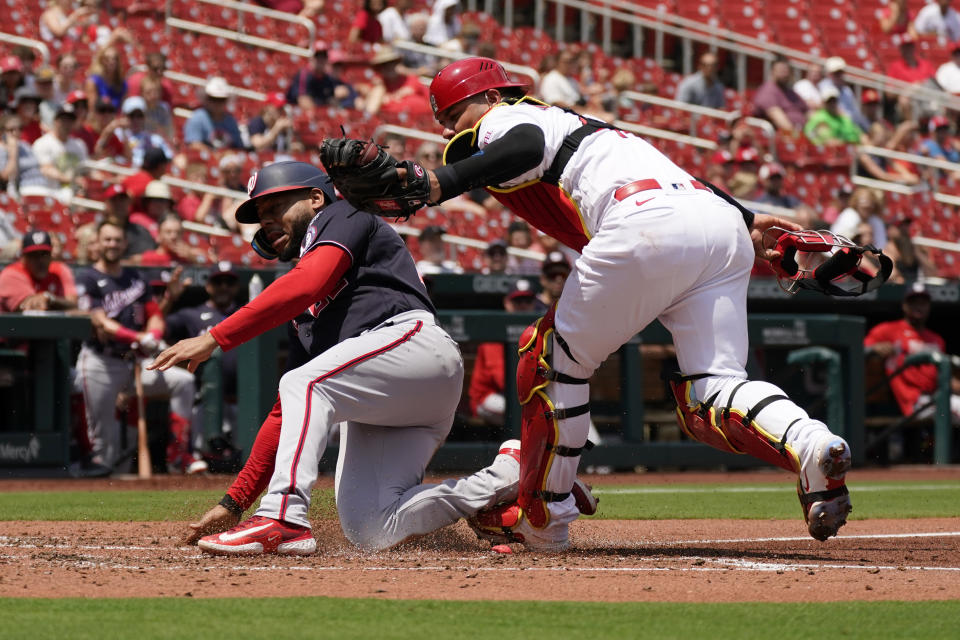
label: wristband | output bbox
[218,494,244,517]
[114,326,139,344]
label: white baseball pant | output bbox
[256,310,517,551]
[74,345,195,470]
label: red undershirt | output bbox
[212,243,351,509]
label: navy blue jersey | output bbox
[166,302,239,396]
[292,200,435,356]
[76,266,152,356]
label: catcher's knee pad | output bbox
[669,375,800,474]
[516,307,592,529]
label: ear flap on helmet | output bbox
[250,228,278,260]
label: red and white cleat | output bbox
[798,437,852,541]
[198,515,317,556]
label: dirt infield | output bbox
[1,469,958,603]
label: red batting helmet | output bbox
[429,57,528,116]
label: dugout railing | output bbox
[4,283,959,473]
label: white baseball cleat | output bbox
[798,436,852,541]
[198,515,316,555]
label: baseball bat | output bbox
[133,362,152,479]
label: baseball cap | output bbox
[929,115,951,132]
[485,239,507,256]
[821,85,840,102]
[903,281,931,301]
[541,250,571,275]
[758,162,785,181]
[209,260,238,281]
[65,89,86,104]
[313,40,330,55]
[204,76,231,99]
[235,161,338,224]
[12,86,41,107]
[824,56,846,74]
[121,95,147,115]
[143,180,173,201]
[862,89,880,104]
[505,278,536,301]
[34,66,55,82]
[0,55,23,73]
[370,47,401,67]
[54,101,77,119]
[710,149,734,165]
[735,146,760,163]
[265,92,286,108]
[104,184,129,199]
[21,229,53,254]
[142,146,171,171]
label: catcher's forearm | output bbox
[432,123,545,201]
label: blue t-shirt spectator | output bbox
[183,108,244,150]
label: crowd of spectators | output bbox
[0,0,956,283]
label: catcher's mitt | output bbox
[319,137,432,218]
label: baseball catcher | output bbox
[319,138,433,219]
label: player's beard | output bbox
[278,212,313,262]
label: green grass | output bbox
[1,598,957,640]
[0,480,956,522]
[589,481,960,520]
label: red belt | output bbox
[613,178,710,201]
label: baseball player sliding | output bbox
[318,57,892,548]
[149,162,595,554]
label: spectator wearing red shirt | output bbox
[121,146,170,209]
[468,279,537,425]
[125,52,174,106]
[886,34,936,84]
[12,87,43,145]
[363,48,433,117]
[65,90,98,154]
[348,0,386,43]
[140,213,204,266]
[864,283,960,422]
[0,229,77,312]
[90,98,126,160]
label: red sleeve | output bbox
[52,262,77,299]
[468,342,505,415]
[0,265,35,312]
[351,10,368,30]
[226,396,281,510]
[209,244,351,351]
[864,321,896,347]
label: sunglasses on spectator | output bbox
[5,126,21,132]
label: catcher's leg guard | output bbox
[668,375,801,473]
[516,307,593,529]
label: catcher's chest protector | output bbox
[485,184,591,252]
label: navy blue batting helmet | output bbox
[235,161,338,224]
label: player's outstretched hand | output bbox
[182,504,240,545]
[750,213,803,262]
[148,333,218,373]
